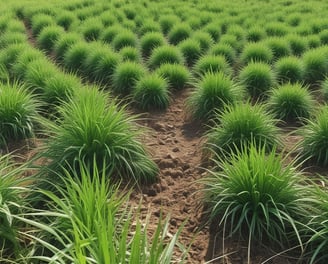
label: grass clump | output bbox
[246,26,267,42]
[275,56,305,84]
[41,86,158,183]
[0,83,38,147]
[191,31,214,53]
[265,37,291,60]
[120,46,140,62]
[210,43,236,65]
[56,11,76,30]
[206,102,280,158]
[112,30,137,51]
[286,34,308,56]
[239,62,276,99]
[159,15,179,35]
[31,13,54,35]
[267,83,314,123]
[100,25,123,44]
[63,42,90,73]
[186,72,243,122]
[156,63,190,91]
[320,77,328,101]
[37,25,65,52]
[54,33,81,60]
[28,161,184,263]
[193,55,232,77]
[240,42,273,64]
[303,47,328,85]
[203,145,307,263]
[299,106,328,166]
[140,32,165,58]
[112,61,146,96]
[148,45,184,69]
[168,24,191,45]
[178,39,202,67]
[133,74,170,111]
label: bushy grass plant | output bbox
[265,37,291,60]
[56,11,76,30]
[0,83,39,147]
[156,63,190,90]
[320,77,328,101]
[133,74,170,111]
[63,42,90,73]
[178,39,202,67]
[54,33,81,60]
[306,35,321,49]
[148,45,184,69]
[299,106,328,166]
[0,154,29,259]
[186,72,243,122]
[100,25,123,44]
[286,34,308,56]
[41,86,158,183]
[26,161,184,263]
[120,46,140,62]
[112,30,137,51]
[193,55,232,77]
[265,22,289,37]
[159,15,180,35]
[303,47,328,85]
[203,145,308,263]
[0,32,27,48]
[210,43,236,65]
[239,62,276,99]
[267,83,314,123]
[31,13,55,35]
[246,26,266,42]
[240,42,273,64]
[206,102,280,158]
[275,56,305,84]
[112,61,146,96]
[168,24,191,45]
[204,22,221,42]
[140,32,165,58]
[191,31,214,53]
[37,25,65,52]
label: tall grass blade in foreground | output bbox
[23,161,187,263]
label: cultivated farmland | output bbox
[1,0,328,263]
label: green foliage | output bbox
[56,11,76,30]
[54,33,81,60]
[240,42,273,64]
[210,43,236,65]
[286,34,308,56]
[63,42,89,73]
[156,63,190,90]
[159,15,180,35]
[246,26,266,42]
[168,24,191,45]
[133,73,170,111]
[41,87,158,183]
[31,13,55,35]
[37,25,65,52]
[320,77,328,101]
[140,32,165,58]
[0,83,38,147]
[120,46,140,62]
[112,30,137,51]
[0,154,29,259]
[267,83,314,122]
[186,72,243,121]
[100,25,123,43]
[112,61,146,96]
[26,161,185,263]
[80,19,104,41]
[239,62,276,99]
[193,55,232,77]
[206,102,280,158]
[203,145,307,262]
[303,47,328,85]
[275,56,304,84]
[191,31,214,53]
[265,22,289,37]
[148,45,184,69]
[178,39,202,67]
[265,37,291,60]
[300,106,328,166]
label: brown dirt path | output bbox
[131,89,210,263]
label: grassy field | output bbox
[1,0,328,263]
